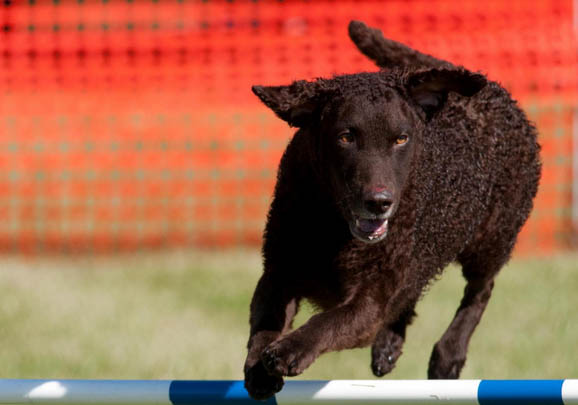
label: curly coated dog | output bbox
[244,20,541,399]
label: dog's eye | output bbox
[338,130,355,145]
[395,134,409,145]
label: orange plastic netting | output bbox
[0,0,577,254]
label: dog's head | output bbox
[253,69,486,244]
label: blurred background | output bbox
[0,0,577,382]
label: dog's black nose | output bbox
[364,190,394,215]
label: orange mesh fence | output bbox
[0,0,577,254]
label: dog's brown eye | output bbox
[396,134,409,145]
[338,130,355,145]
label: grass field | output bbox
[0,249,577,380]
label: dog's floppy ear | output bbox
[252,80,332,127]
[406,68,487,119]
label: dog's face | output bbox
[317,88,420,243]
[253,69,485,244]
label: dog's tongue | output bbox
[357,218,386,234]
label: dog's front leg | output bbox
[261,297,381,377]
[244,272,298,400]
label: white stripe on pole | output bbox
[0,379,172,404]
[563,379,578,405]
[276,380,481,404]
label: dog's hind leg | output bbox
[427,253,503,379]
[348,20,453,70]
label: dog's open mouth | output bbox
[350,217,389,243]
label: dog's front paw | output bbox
[427,342,465,379]
[244,361,284,400]
[371,330,404,377]
[261,337,317,377]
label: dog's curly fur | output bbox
[244,21,541,400]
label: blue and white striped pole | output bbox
[0,379,577,404]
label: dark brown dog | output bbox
[244,21,541,400]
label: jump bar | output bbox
[0,379,577,405]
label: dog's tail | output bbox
[348,20,454,70]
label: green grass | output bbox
[0,250,577,380]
